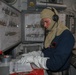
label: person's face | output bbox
[41,18,51,29]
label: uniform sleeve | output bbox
[43,31,75,71]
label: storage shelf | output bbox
[36,2,67,10]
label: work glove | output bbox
[19,55,49,69]
[17,55,29,63]
[17,51,43,64]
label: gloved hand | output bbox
[26,56,49,69]
[17,55,30,64]
[17,51,43,64]
[17,53,49,69]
